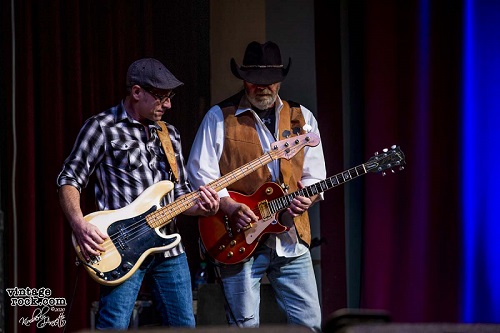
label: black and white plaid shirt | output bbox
[57,101,192,256]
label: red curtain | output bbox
[316,0,462,323]
[362,0,461,322]
[3,1,208,332]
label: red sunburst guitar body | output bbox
[199,182,288,265]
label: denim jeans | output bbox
[218,244,322,331]
[96,252,195,329]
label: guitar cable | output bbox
[62,259,82,333]
[198,239,239,324]
[79,258,105,278]
[212,264,239,325]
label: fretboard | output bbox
[147,152,276,228]
[269,163,368,213]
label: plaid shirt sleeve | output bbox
[56,116,105,191]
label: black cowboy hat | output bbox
[230,41,291,85]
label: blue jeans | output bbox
[96,252,195,329]
[218,244,322,331]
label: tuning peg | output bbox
[391,169,395,173]
[382,172,387,176]
[400,166,405,171]
[391,145,396,149]
[383,148,388,153]
[375,151,379,156]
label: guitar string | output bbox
[88,150,283,257]
[98,164,362,254]
[85,137,320,266]
[243,166,370,223]
[230,158,394,226]
[204,151,404,263]
[95,143,294,252]
[96,193,200,255]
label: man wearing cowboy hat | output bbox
[187,41,326,330]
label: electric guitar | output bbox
[73,132,320,286]
[199,145,405,265]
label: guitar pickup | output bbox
[117,239,127,250]
[117,227,130,250]
[258,201,271,220]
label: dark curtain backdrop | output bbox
[360,0,461,322]
[2,1,467,332]
[315,0,462,323]
[2,1,209,332]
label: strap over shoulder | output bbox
[278,101,292,190]
[156,121,179,182]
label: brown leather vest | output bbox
[218,92,312,246]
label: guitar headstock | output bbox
[270,133,320,160]
[365,145,405,175]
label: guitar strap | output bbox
[156,121,179,182]
[278,100,292,191]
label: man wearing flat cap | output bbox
[188,41,326,330]
[57,58,219,329]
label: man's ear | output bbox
[130,85,142,100]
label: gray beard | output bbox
[247,94,276,110]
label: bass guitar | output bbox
[199,145,405,265]
[73,132,320,285]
